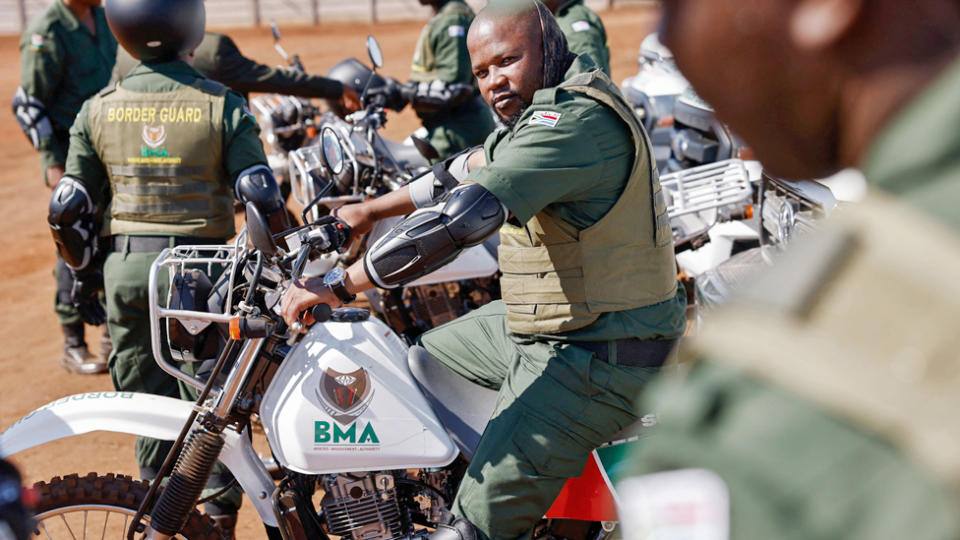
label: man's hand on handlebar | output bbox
[282,277,342,328]
[340,86,362,114]
[332,203,375,237]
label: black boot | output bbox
[431,517,479,540]
[60,323,107,375]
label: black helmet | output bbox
[326,58,386,96]
[105,0,205,63]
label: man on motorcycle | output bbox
[15,0,117,375]
[619,0,960,538]
[112,31,362,108]
[373,0,496,161]
[543,0,610,77]
[282,2,687,538]
[46,0,289,535]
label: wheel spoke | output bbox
[82,510,87,540]
[99,510,108,540]
[37,520,53,539]
[59,514,77,540]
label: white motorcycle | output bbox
[0,204,639,539]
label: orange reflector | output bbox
[657,115,675,128]
[745,204,754,220]
[229,317,242,340]
[737,147,756,160]
[306,126,317,139]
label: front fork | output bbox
[130,337,266,540]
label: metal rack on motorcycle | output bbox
[660,158,753,219]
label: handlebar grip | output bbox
[311,304,333,323]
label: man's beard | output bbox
[497,99,532,130]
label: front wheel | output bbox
[31,472,222,539]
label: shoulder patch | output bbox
[529,111,562,128]
[617,469,730,540]
[571,20,592,32]
[447,25,466,37]
[28,33,46,51]
[191,78,228,97]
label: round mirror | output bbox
[366,35,384,69]
[321,127,345,176]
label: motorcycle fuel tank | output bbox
[260,316,458,474]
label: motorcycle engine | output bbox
[320,472,404,539]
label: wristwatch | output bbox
[323,267,356,304]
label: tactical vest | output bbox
[498,70,677,335]
[88,79,235,239]
[694,194,960,491]
[409,0,474,83]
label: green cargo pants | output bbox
[419,301,660,539]
[104,244,241,514]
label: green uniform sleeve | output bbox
[221,91,269,182]
[64,99,109,207]
[19,27,66,167]
[560,13,611,77]
[466,98,608,224]
[428,13,474,84]
[196,33,343,99]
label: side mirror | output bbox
[245,202,278,257]
[411,136,440,163]
[366,35,384,69]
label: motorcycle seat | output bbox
[407,346,498,460]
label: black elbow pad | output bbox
[48,177,98,270]
[364,183,505,288]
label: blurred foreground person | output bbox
[15,0,116,374]
[47,0,289,535]
[0,459,33,540]
[621,1,960,538]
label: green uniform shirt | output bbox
[554,0,611,78]
[410,0,475,85]
[19,0,116,177]
[66,61,267,229]
[862,56,960,231]
[112,33,344,102]
[468,55,686,342]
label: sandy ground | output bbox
[0,7,659,537]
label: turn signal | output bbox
[229,317,242,340]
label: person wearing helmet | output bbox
[372,0,496,161]
[112,31,361,108]
[15,0,116,375]
[47,0,290,535]
[543,0,610,77]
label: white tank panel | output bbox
[259,316,458,474]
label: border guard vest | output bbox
[499,70,677,335]
[88,79,234,239]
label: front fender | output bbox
[0,391,278,527]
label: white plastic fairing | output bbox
[259,317,458,474]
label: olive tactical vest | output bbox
[409,0,474,83]
[88,79,235,239]
[498,70,677,334]
[693,194,960,491]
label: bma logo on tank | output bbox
[313,362,381,448]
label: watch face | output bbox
[323,267,345,287]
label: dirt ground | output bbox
[0,6,659,538]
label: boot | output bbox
[60,323,107,375]
[431,517,479,540]
[210,513,237,540]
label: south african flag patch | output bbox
[529,111,562,128]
